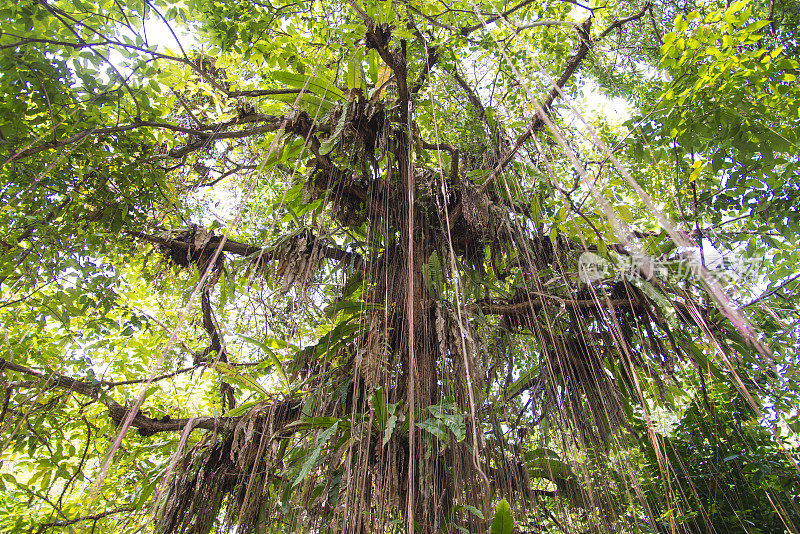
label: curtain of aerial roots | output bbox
[154,88,773,534]
[156,102,484,534]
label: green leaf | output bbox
[225,399,263,417]
[462,504,484,519]
[490,499,513,534]
[687,340,725,381]
[271,71,345,100]
[426,403,465,442]
[292,420,340,487]
[421,251,444,297]
[215,362,268,396]
[347,49,365,90]
[418,415,447,440]
[689,159,705,182]
[264,92,337,115]
[293,447,321,487]
[319,100,349,155]
[383,409,399,446]
[368,49,379,86]
[240,335,292,395]
[503,367,537,402]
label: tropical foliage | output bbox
[1,0,799,532]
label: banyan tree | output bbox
[1,0,799,532]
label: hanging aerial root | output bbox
[157,399,302,534]
[270,231,324,296]
[539,335,629,441]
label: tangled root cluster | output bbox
[158,400,303,534]
[272,232,323,296]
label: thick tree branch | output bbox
[200,290,226,364]
[35,506,137,533]
[99,365,201,387]
[365,24,410,104]
[127,230,361,267]
[0,358,302,436]
[449,67,487,119]
[421,140,459,184]
[596,4,653,40]
[9,116,285,161]
[200,289,236,409]
[225,88,302,97]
